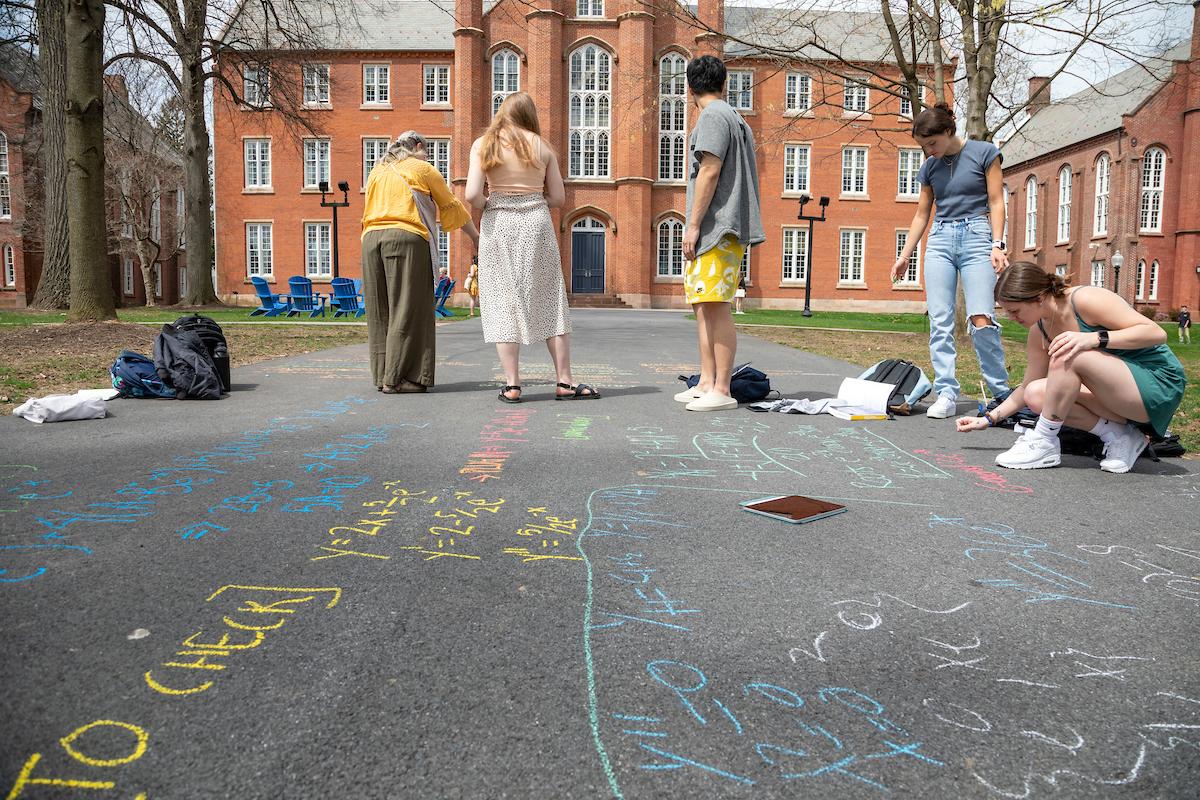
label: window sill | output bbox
[240,105,273,112]
[303,103,333,111]
[1091,232,1108,240]
[841,111,873,120]
[243,187,275,194]
[360,103,393,110]
[837,282,868,290]
[421,103,453,110]
[300,188,328,194]
[782,109,814,118]
[244,278,276,284]
[893,284,923,291]
[566,178,612,184]
[653,180,686,188]
[782,192,811,200]
[839,194,870,202]
[1139,230,1164,237]
[654,276,685,284]
[733,109,755,116]
[780,280,808,288]
[895,194,919,203]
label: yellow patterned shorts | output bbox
[685,236,745,305]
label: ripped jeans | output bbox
[924,216,1011,399]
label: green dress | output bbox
[1062,291,1186,437]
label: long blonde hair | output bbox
[479,92,542,171]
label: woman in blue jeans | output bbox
[892,102,1010,418]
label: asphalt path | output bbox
[2,308,1198,799]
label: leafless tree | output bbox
[30,0,70,308]
[103,0,359,306]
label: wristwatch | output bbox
[992,240,1007,252]
[1096,330,1110,350]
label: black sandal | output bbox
[556,382,601,400]
[498,385,522,404]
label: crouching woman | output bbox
[957,262,1186,473]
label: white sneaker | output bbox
[674,387,704,403]
[995,430,1061,470]
[685,391,739,412]
[926,395,958,419]
[1100,424,1148,474]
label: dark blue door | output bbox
[571,230,605,293]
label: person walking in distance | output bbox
[893,103,1011,419]
[465,257,480,318]
[1179,305,1191,344]
[676,55,765,412]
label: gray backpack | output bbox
[154,323,224,400]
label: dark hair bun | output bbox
[933,101,954,117]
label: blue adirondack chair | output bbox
[284,276,327,318]
[330,277,366,318]
[249,276,292,317]
[434,279,456,318]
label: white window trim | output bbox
[5,244,17,288]
[782,143,811,197]
[362,137,389,189]
[568,45,612,179]
[1090,261,1105,288]
[784,73,812,115]
[245,222,274,278]
[362,63,391,107]
[1057,166,1072,244]
[1024,177,1038,249]
[658,54,687,183]
[244,138,272,191]
[426,138,451,182]
[242,64,270,108]
[1093,155,1109,236]
[1135,260,1146,300]
[491,50,520,116]
[895,230,921,286]
[153,263,162,298]
[780,226,809,284]
[1149,261,1159,301]
[302,138,332,190]
[841,146,869,197]
[178,265,187,297]
[656,217,684,278]
[304,221,333,278]
[843,78,869,114]
[422,64,452,107]
[727,70,754,111]
[302,63,331,107]
[0,175,10,220]
[897,149,922,198]
[1139,148,1165,234]
[838,228,867,286]
[575,0,604,17]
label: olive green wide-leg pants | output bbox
[361,228,435,388]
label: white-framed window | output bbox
[1055,264,1068,277]
[176,184,185,246]
[1136,259,1146,300]
[244,139,271,188]
[4,244,16,287]
[576,0,603,16]
[0,176,9,219]
[899,85,913,117]
[246,222,273,277]
[1140,147,1165,233]
[727,71,753,110]
[305,222,332,277]
[1093,154,1110,236]
[656,218,684,277]
[150,178,161,243]
[841,146,867,195]
[898,149,922,197]
[785,73,811,112]
[243,64,269,106]
[492,50,520,115]
[0,131,8,174]
[427,138,450,181]
[303,139,331,189]
[739,247,751,285]
[781,227,808,283]
[178,265,187,298]
[437,230,449,269]
[1024,177,1038,248]
[568,45,611,178]
[895,231,920,285]
[1149,260,1159,300]
[423,65,451,106]
[1057,166,1072,243]
[839,229,866,284]
[363,63,390,105]
[153,264,162,297]
[363,137,389,186]
[1090,260,1105,287]
[843,78,868,113]
[658,54,687,182]
[303,64,330,106]
[783,144,810,195]
[1003,184,1010,244]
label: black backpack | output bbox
[154,323,224,400]
[857,359,933,414]
[172,314,231,393]
[680,363,774,404]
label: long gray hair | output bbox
[378,130,427,168]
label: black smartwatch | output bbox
[1096,330,1110,350]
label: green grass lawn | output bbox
[0,306,472,326]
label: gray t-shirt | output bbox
[686,99,765,257]
[917,139,1002,221]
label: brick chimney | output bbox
[104,74,129,103]
[1027,76,1051,116]
[695,0,725,58]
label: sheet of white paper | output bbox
[826,378,893,419]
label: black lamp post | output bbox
[798,194,830,317]
[318,180,351,279]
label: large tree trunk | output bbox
[136,242,157,307]
[65,0,114,320]
[182,60,217,305]
[31,0,71,309]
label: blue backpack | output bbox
[110,350,175,398]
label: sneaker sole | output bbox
[995,454,1061,470]
[1100,438,1148,474]
[686,400,739,412]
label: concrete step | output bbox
[568,294,631,309]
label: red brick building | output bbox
[1001,3,1200,316]
[0,45,187,309]
[215,1,949,311]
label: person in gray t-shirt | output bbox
[677,55,765,413]
[892,102,1011,420]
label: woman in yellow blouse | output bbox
[362,131,479,393]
